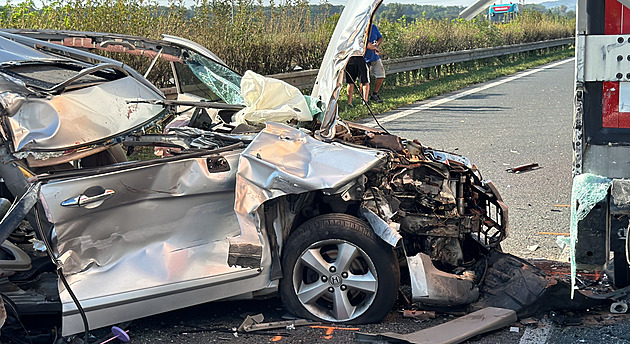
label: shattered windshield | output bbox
[182,51,245,105]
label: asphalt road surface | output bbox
[124,58,630,344]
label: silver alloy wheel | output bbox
[291,239,378,322]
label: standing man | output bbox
[346,56,369,107]
[365,23,385,103]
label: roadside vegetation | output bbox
[376,3,575,22]
[377,11,573,60]
[0,0,574,76]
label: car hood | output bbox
[0,31,166,154]
[311,0,382,138]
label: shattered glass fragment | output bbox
[303,95,324,118]
[570,173,612,297]
[185,51,245,105]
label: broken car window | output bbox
[182,51,245,105]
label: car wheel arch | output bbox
[260,193,396,282]
[262,190,366,240]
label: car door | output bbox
[38,149,264,336]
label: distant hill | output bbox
[540,0,576,11]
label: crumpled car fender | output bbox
[229,122,387,267]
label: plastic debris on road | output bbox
[506,163,540,173]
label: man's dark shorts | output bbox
[345,56,369,84]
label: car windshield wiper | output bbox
[128,98,245,111]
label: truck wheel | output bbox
[280,214,399,323]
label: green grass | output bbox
[339,46,574,121]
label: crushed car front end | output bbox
[236,120,508,315]
[234,0,508,316]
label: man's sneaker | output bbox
[370,93,383,103]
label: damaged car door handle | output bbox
[61,188,115,207]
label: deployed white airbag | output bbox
[233,71,313,125]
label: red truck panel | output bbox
[603,0,630,128]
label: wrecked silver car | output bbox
[0,0,507,341]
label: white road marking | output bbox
[364,58,575,127]
[518,319,553,344]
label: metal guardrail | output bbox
[268,37,574,90]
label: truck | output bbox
[573,0,630,289]
[489,3,519,23]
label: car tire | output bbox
[279,213,399,324]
